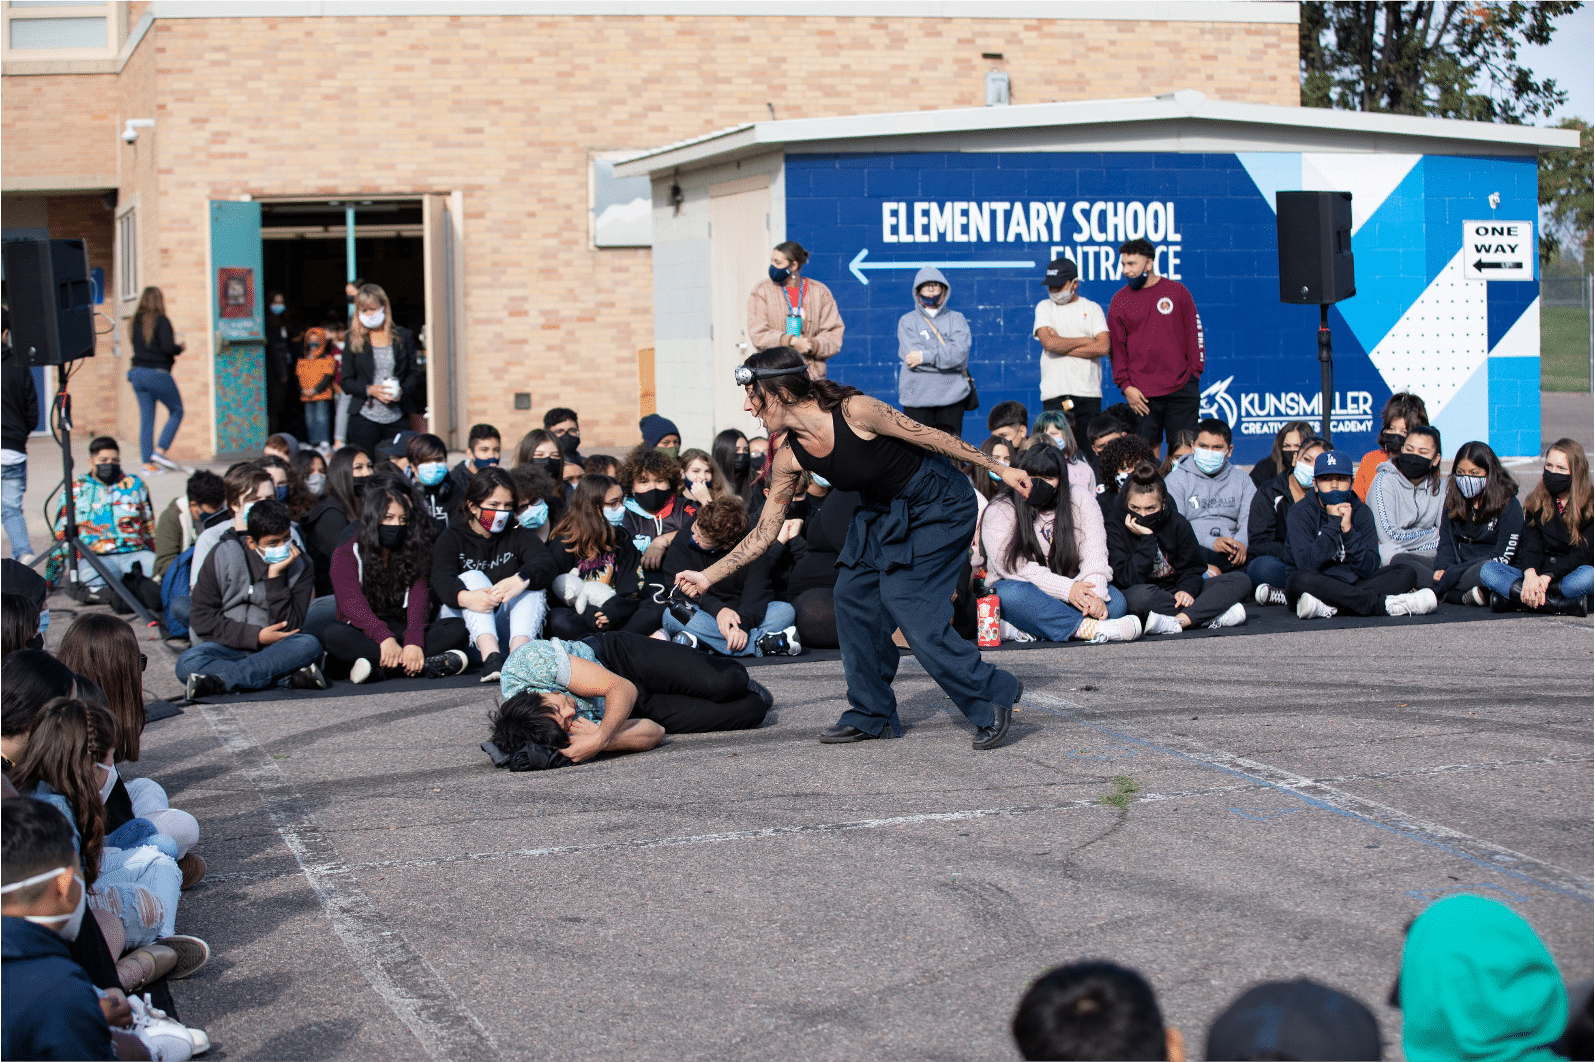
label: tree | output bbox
[1300,2,1579,124]
[1539,117,1593,269]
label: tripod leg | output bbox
[72,543,159,629]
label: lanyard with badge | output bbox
[783,279,807,337]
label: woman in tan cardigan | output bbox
[747,241,845,378]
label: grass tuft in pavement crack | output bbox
[1100,775,1139,810]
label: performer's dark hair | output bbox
[489,691,570,751]
[1001,444,1080,579]
[740,347,861,414]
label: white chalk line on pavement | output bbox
[200,703,500,1062]
[1019,691,1593,904]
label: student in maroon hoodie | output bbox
[1107,238,1204,455]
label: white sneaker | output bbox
[349,658,373,684]
[1384,587,1438,617]
[127,993,207,1060]
[1462,585,1487,607]
[1206,602,1247,628]
[1143,611,1184,636]
[998,619,1037,643]
[1254,583,1287,607]
[1078,615,1142,643]
[1296,592,1338,620]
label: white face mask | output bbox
[1048,287,1077,305]
[2,867,86,941]
[98,761,118,804]
[358,308,386,329]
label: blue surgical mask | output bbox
[1293,462,1315,488]
[36,608,49,635]
[1053,435,1067,450]
[811,474,831,488]
[603,505,626,526]
[1192,448,1226,475]
[270,304,286,315]
[988,470,1003,483]
[275,484,289,502]
[1318,488,1355,507]
[260,542,292,565]
[416,461,448,486]
[768,264,791,284]
[517,500,548,529]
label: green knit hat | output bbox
[1400,894,1567,1062]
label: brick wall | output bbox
[0,73,119,186]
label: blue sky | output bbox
[1518,2,1592,124]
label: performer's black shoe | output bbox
[973,679,1023,751]
[819,724,892,743]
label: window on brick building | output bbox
[117,207,136,300]
[2,1,125,62]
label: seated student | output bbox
[583,453,619,479]
[971,435,1014,511]
[544,405,584,465]
[1164,418,1256,578]
[1205,979,1381,1062]
[190,462,276,593]
[747,434,769,466]
[2,650,77,770]
[1368,423,1444,578]
[1109,463,1249,634]
[1434,440,1523,606]
[712,429,753,502]
[1157,429,1195,478]
[1287,449,1437,619]
[448,422,501,496]
[432,467,558,682]
[776,475,863,651]
[978,443,1139,644]
[374,430,417,477]
[178,499,328,698]
[987,399,1030,449]
[1033,409,1076,453]
[617,444,699,574]
[260,453,316,522]
[405,432,457,530]
[660,497,801,657]
[1481,437,1592,615]
[1085,413,1126,457]
[509,464,564,543]
[3,592,38,658]
[300,446,372,598]
[294,448,327,499]
[153,470,225,579]
[513,428,565,485]
[1397,894,1567,1062]
[263,432,297,463]
[322,478,468,683]
[545,474,655,641]
[680,448,731,506]
[1248,434,1329,604]
[499,630,770,739]
[1012,961,1184,1062]
[1093,432,1158,519]
[45,436,157,597]
[1249,419,1313,488]
[1354,391,1427,500]
[638,413,682,454]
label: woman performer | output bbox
[674,346,1033,750]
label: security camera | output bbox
[121,118,154,144]
[122,126,138,144]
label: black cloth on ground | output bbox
[545,600,664,640]
[1287,564,1416,616]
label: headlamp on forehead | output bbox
[734,364,807,387]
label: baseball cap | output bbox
[377,430,418,459]
[1206,979,1382,1061]
[1314,449,1354,478]
[1041,257,1078,287]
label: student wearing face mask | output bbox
[1107,239,1204,454]
[616,444,699,578]
[513,427,566,484]
[300,446,373,598]
[748,241,845,379]
[1286,450,1436,619]
[509,464,565,543]
[153,469,225,579]
[432,467,560,683]
[545,474,654,641]
[404,432,457,531]
[1250,420,1314,487]
[178,499,327,697]
[296,325,338,449]
[1481,438,1593,615]
[1353,392,1428,500]
[1093,433,1158,520]
[897,267,973,438]
[638,414,682,457]
[712,429,753,502]
[543,406,584,465]
[1163,419,1256,578]
[1034,258,1111,455]
[448,423,502,495]
[680,448,731,506]
[1109,462,1249,633]
[1248,435,1329,605]
[1367,424,1444,578]
[341,284,419,454]
[660,497,801,657]
[1433,441,1523,606]
[45,437,156,598]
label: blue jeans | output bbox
[1,461,32,558]
[993,579,1129,641]
[1247,554,1290,590]
[1480,561,1594,603]
[175,632,322,692]
[661,600,797,657]
[127,367,183,462]
[303,400,332,446]
[78,548,156,592]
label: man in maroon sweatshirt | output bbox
[1107,238,1205,454]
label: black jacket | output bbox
[776,489,862,598]
[300,497,354,598]
[1285,495,1379,583]
[1105,500,1205,596]
[1,342,39,452]
[1437,497,1524,570]
[1517,501,1593,582]
[130,314,182,370]
[431,514,558,608]
[662,517,783,629]
[341,325,420,412]
[1247,471,1303,561]
[1250,454,1282,487]
[416,478,458,531]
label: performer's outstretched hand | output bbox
[997,465,1034,497]
[675,570,710,598]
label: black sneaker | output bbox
[184,673,227,702]
[423,649,469,679]
[289,660,329,690]
[478,650,506,684]
[754,625,802,657]
[746,677,774,713]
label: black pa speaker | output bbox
[1276,191,1355,305]
[1,238,95,365]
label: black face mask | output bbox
[1379,431,1406,455]
[633,488,670,514]
[1543,470,1573,497]
[94,462,121,485]
[558,432,581,453]
[733,453,752,476]
[352,476,369,496]
[540,457,564,483]
[1135,507,1171,531]
[1279,449,1298,471]
[1026,481,1058,510]
[1393,452,1435,482]
[1127,272,1150,291]
[378,524,405,549]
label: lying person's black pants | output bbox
[320,615,468,676]
[585,631,768,732]
[1123,571,1251,626]
[1286,565,1417,616]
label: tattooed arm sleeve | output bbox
[845,395,1001,472]
[698,448,803,585]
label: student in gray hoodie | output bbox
[1367,424,1445,577]
[1163,418,1256,579]
[896,266,972,439]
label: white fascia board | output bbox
[150,1,1296,22]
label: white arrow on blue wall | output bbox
[849,247,1038,285]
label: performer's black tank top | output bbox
[787,402,923,507]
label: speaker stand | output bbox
[35,363,161,632]
[1317,304,1334,445]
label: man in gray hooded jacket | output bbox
[896,266,972,438]
[1165,417,1258,578]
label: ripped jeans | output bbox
[439,569,548,656]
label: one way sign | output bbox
[1462,220,1535,281]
